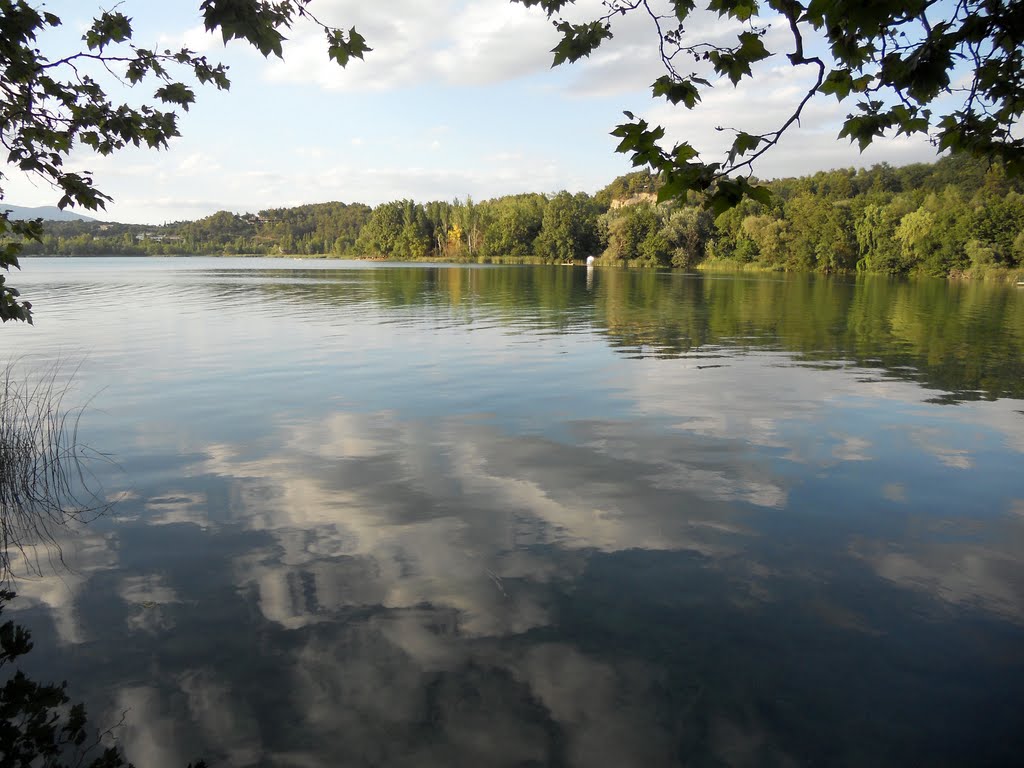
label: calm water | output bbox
[5,257,1024,767]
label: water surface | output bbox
[5,257,1024,767]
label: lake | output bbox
[4,257,1024,767]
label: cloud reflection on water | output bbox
[88,387,1021,766]
[7,359,1024,766]
[194,411,769,636]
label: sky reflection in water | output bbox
[5,258,1024,767]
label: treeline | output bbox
[598,154,1024,277]
[22,192,602,262]
[20,202,374,257]
[708,155,1024,277]
[20,156,1024,277]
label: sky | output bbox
[4,0,943,225]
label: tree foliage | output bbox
[601,155,1024,276]
[534,191,601,261]
[515,0,1024,212]
[0,0,368,322]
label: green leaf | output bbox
[670,0,696,21]
[84,11,132,53]
[657,174,691,202]
[709,34,770,87]
[514,0,573,16]
[736,32,770,65]
[651,75,702,108]
[725,134,757,166]
[551,21,612,66]
[328,27,372,67]
[707,0,759,22]
[731,131,761,157]
[201,0,287,58]
[839,112,889,152]
[611,119,667,167]
[707,179,744,215]
[673,142,700,163]
[745,182,773,205]
[820,69,853,100]
[154,83,196,110]
[708,51,745,85]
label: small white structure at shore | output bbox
[586,255,595,266]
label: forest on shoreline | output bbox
[17,155,1024,280]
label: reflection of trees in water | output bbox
[567,268,1024,401]
[242,267,1024,400]
[0,362,111,578]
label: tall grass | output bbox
[0,362,111,579]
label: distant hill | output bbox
[2,204,96,222]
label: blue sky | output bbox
[5,0,942,224]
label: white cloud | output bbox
[107,153,577,219]
[121,574,182,634]
[639,60,940,178]
[9,529,119,645]
[145,491,212,527]
[179,671,263,764]
[853,530,1024,623]
[832,435,872,462]
[258,0,695,92]
[566,8,788,99]
[257,1,772,95]
[158,23,220,55]
[106,687,193,768]
[177,151,223,174]
[432,0,557,85]
[882,483,908,502]
[183,407,756,633]
[262,0,462,91]
[904,426,975,470]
